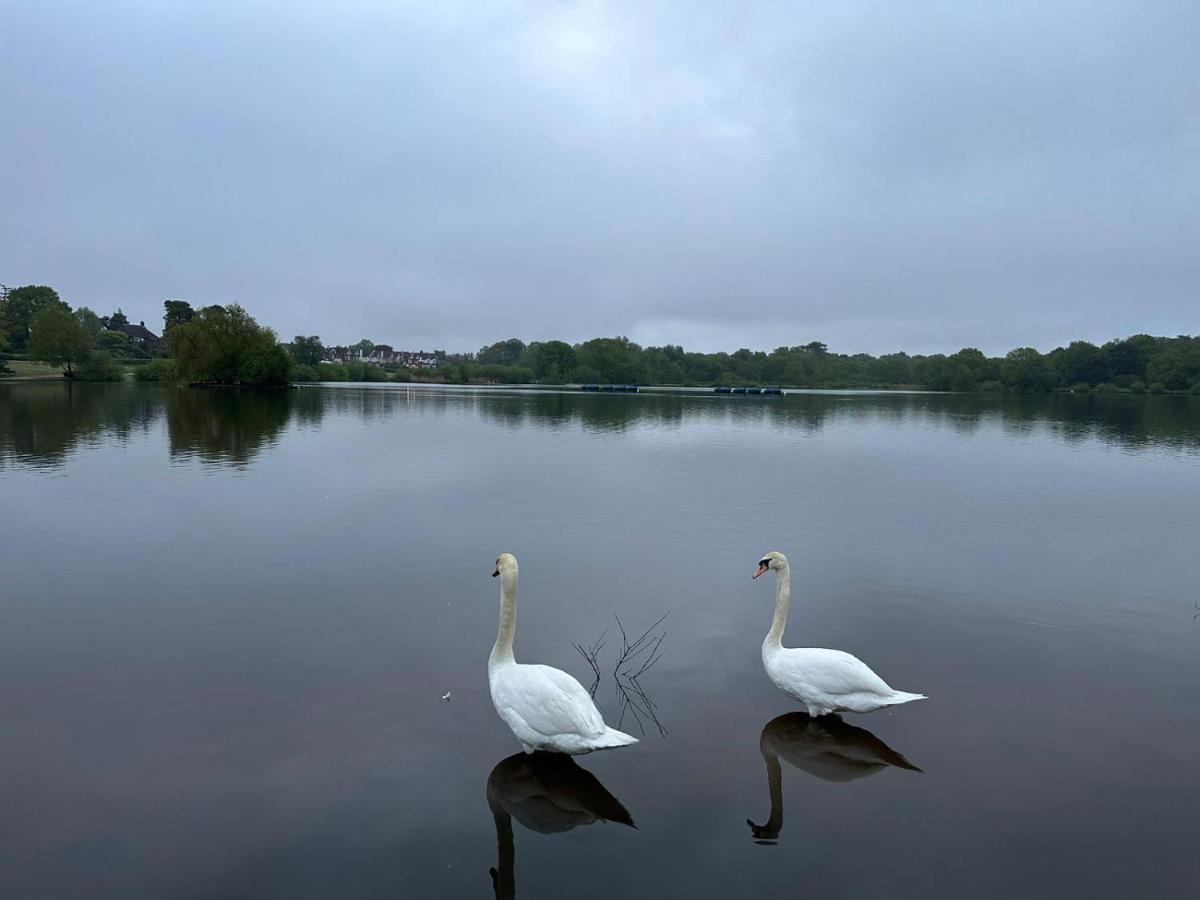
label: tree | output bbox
[29,304,93,376]
[289,335,325,366]
[802,341,829,355]
[478,338,527,366]
[106,308,130,330]
[3,285,65,350]
[525,340,576,381]
[97,329,130,351]
[1145,341,1200,391]
[168,303,292,385]
[1002,347,1053,392]
[1053,340,1108,387]
[75,306,103,336]
[163,299,195,334]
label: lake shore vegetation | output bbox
[4,284,1197,392]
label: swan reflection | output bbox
[487,751,635,898]
[748,713,921,843]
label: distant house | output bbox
[118,321,163,350]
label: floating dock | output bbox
[715,386,783,396]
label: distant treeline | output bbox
[291,334,1200,394]
[5,284,1197,392]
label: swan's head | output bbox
[753,551,788,579]
[492,553,518,579]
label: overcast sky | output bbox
[2,1,1196,355]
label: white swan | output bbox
[753,551,926,716]
[489,554,638,755]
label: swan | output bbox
[753,551,926,716]
[489,553,638,754]
[748,712,921,842]
[487,751,635,899]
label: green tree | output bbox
[1145,341,1200,391]
[75,306,104,336]
[1053,340,1109,387]
[525,340,576,381]
[168,303,292,385]
[29,304,93,377]
[106,308,130,330]
[290,335,325,366]
[3,285,65,350]
[575,336,647,384]
[97,329,130,351]
[163,299,195,333]
[1002,347,1053,392]
[354,338,375,358]
[1103,334,1159,382]
[478,338,527,365]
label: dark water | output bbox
[2,382,1198,899]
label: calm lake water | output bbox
[2,382,1199,899]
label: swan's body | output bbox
[754,551,926,717]
[748,712,920,841]
[488,554,638,755]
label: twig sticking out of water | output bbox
[572,630,607,698]
[613,612,669,681]
[611,612,669,738]
[615,664,669,739]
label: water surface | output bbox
[2,382,1198,898]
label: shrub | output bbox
[1069,382,1090,394]
[1149,382,1166,394]
[1093,382,1117,393]
[134,358,176,382]
[291,363,321,382]
[1130,381,1146,394]
[979,380,1004,392]
[74,351,125,382]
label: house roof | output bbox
[119,322,160,341]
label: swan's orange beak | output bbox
[753,562,769,579]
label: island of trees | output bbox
[2,283,1197,393]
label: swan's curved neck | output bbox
[490,570,518,667]
[764,565,791,649]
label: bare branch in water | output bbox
[572,612,669,736]
[613,611,670,680]
[571,629,607,698]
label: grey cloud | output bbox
[2,1,1196,356]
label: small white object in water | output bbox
[441,691,451,702]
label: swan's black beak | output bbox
[492,566,500,577]
[753,561,769,579]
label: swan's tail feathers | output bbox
[593,726,639,750]
[884,690,927,707]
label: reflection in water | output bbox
[748,713,920,844]
[0,383,160,471]
[486,752,635,899]
[165,387,293,469]
[3,383,1200,475]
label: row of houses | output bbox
[323,345,449,369]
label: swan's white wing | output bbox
[770,648,895,698]
[493,664,605,740]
